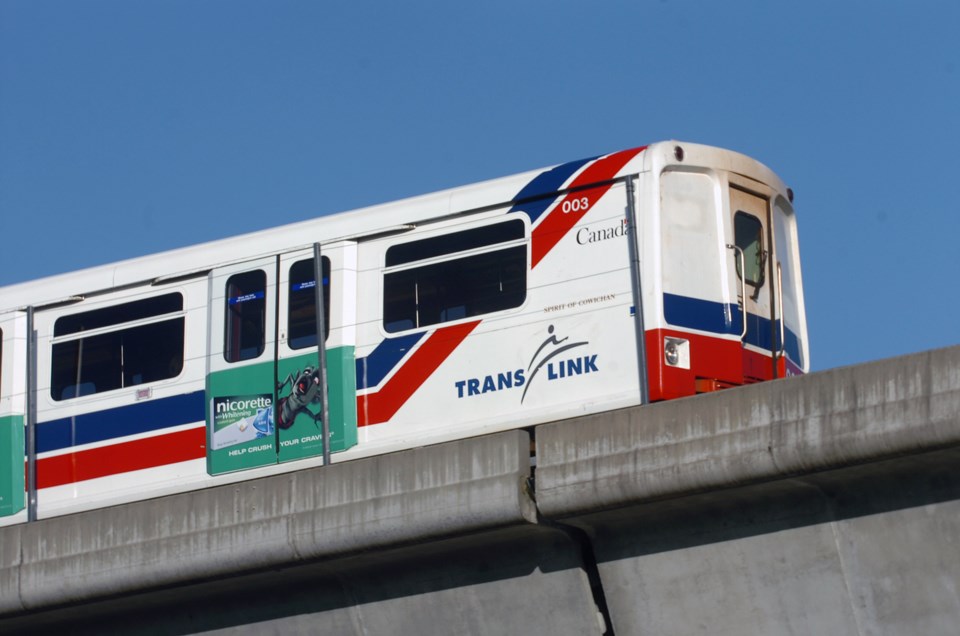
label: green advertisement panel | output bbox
[276,347,357,463]
[207,362,277,475]
[0,415,25,517]
[206,346,357,475]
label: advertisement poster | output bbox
[209,393,276,474]
[206,348,357,475]
[275,349,358,462]
[276,355,343,463]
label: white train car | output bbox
[0,141,808,524]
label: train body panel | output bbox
[0,312,27,523]
[0,141,809,521]
[31,277,208,517]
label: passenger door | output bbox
[206,245,357,476]
[729,187,777,380]
[276,243,357,463]
[207,257,279,474]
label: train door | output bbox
[0,312,26,519]
[207,256,279,474]
[729,187,777,380]
[276,244,357,463]
[206,245,357,476]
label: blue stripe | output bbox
[783,327,802,366]
[508,156,595,224]
[37,390,205,453]
[663,293,738,336]
[355,332,425,390]
[663,293,802,363]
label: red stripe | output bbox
[358,320,480,426]
[645,327,799,402]
[531,147,645,268]
[37,426,206,489]
[357,148,645,427]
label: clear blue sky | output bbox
[1,1,957,372]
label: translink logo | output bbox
[454,325,598,401]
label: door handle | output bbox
[777,261,785,359]
[726,244,748,339]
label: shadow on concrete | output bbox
[0,526,599,635]
[575,447,960,563]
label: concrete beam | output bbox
[534,346,960,636]
[0,429,538,615]
[534,345,960,520]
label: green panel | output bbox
[207,361,277,475]
[0,415,25,517]
[277,345,357,463]
[206,346,357,475]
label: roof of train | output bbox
[0,141,783,313]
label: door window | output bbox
[734,212,765,288]
[224,270,267,363]
[287,257,331,349]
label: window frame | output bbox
[224,269,268,364]
[381,218,528,334]
[734,211,766,288]
[50,292,186,401]
[287,256,332,350]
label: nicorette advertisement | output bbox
[209,393,276,473]
[206,346,357,475]
[275,364,325,462]
[275,351,357,463]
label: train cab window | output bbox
[51,293,185,401]
[734,212,765,287]
[288,257,331,349]
[383,220,527,333]
[225,270,267,363]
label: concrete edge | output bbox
[534,345,960,520]
[0,429,536,615]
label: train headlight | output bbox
[664,337,690,369]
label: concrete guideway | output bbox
[537,342,960,517]
[1,345,959,634]
[537,345,960,635]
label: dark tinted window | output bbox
[55,294,181,336]
[383,221,526,333]
[51,295,184,401]
[225,270,267,363]
[288,257,331,350]
[734,212,765,287]
[386,220,525,267]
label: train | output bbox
[0,141,808,524]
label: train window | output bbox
[734,212,765,287]
[225,270,266,363]
[386,221,525,267]
[54,294,182,336]
[51,293,184,401]
[288,257,331,349]
[383,220,527,333]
